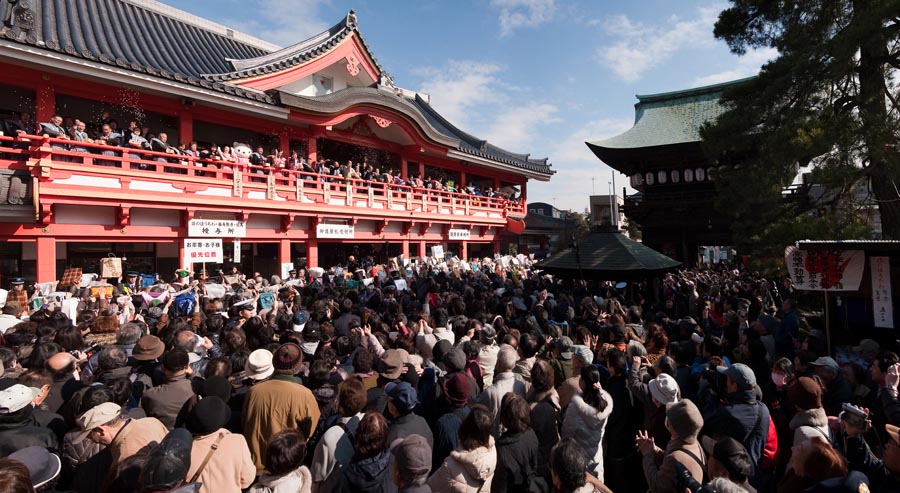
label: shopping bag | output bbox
[100,254,123,279]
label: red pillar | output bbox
[178,240,186,269]
[418,162,425,179]
[36,237,56,282]
[279,238,291,266]
[492,239,501,255]
[520,181,527,202]
[307,239,318,268]
[400,155,408,180]
[460,241,468,261]
[459,171,466,189]
[178,109,193,145]
[307,137,318,162]
[419,240,426,258]
[36,77,55,126]
[279,134,290,154]
[402,240,410,259]
[493,177,500,190]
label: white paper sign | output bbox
[431,245,444,259]
[784,246,865,291]
[871,256,894,328]
[234,239,241,263]
[394,279,408,291]
[449,229,471,240]
[188,219,246,238]
[316,223,355,239]
[184,239,223,263]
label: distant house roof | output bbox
[202,11,382,83]
[585,77,755,166]
[0,0,275,103]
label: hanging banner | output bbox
[233,239,241,263]
[449,229,471,241]
[784,246,865,291]
[316,223,354,239]
[188,219,246,238]
[184,239,223,263]
[871,256,894,328]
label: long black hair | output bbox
[580,365,608,412]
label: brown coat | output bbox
[141,375,195,429]
[185,429,256,493]
[243,375,321,473]
[110,417,168,465]
[641,437,705,493]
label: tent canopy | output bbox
[537,227,681,280]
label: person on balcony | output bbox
[95,124,122,167]
[9,111,33,136]
[127,126,150,170]
[39,115,70,154]
[72,120,93,156]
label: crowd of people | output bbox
[0,111,521,202]
[0,255,894,493]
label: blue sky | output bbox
[168,0,774,213]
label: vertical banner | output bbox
[234,239,241,263]
[871,256,894,328]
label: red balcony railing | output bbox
[0,134,526,218]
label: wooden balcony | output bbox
[0,134,524,227]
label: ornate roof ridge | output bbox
[636,76,756,104]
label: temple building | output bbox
[0,1,552,281]
[586,79,750,265]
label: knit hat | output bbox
[788,377,823,410]
[201,376,231,403]
[140,428,193,491]
[649,373,680,405]
[186,396,231,436]
[666,400,703,442]
[245,349,274,381]
[273,343,303,375]
[442,373,471,407]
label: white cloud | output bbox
[490,0,556,37]
[415,61,503,129]
[485,102,561,151]
[222,0,330,48]
[692,47,777,86]
[597,6,722,82]
[550,117,634,165]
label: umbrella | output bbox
[538,227,681,280]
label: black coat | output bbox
[493,429,542,493]
[0,406,59,456]
[844,434,900,493]
[703,390,770,468]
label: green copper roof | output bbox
[586,77,754,151]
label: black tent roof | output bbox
[537,227,681,280]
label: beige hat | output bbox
[74,402,122,442]
[245,349,274,381]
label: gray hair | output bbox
[497,345,518,372]
[116,322,144,345]
[706,478,747,493]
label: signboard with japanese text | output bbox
[188,219,246,238]
[871,256,894,328]
[316,224,354,239]
[184,239,223,263]
[784,246,865,291]
[233,239,241,263]
[449,229,471,241]
[431,245,444,259]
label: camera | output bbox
[840,402,870,430]
[674,460,706,493]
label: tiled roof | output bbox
[409,95,554,176]
[0,0,274,103]
[538,228,681,279]
[203,11,383,83]
[586,77,755,152]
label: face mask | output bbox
[772,373,787,388]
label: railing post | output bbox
[346,181,353,206]
[296,175,304,201]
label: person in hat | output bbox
[122,271,141,295]
[809,356,853,416]
[7,277,28,308]
[636,399,705,493]
[139,428,197,493]
[0,384,58,456]
[184,396,255,493]
[8,446,62,492]
[244,349,275,382]
[141,349,195,429]
[549,336,575,388]
[243,343,321,473]
[432,373,474,472]
[391,434,432,493]
[367,349,404,414]
[429,404,497,493]
[476,324,500,387]
[703,363,771,471]
[0,301,25,334]
[700,436,755,492]
[77,401,168,466]
[386,381,433,449]
[787,376,832,448]
[843,412,900,493]
[249,428,313,493]
[559,344,594,412]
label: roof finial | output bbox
[347,10,358,29]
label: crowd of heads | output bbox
[0,257,893,493]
